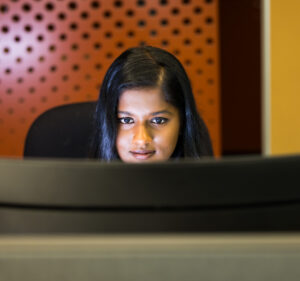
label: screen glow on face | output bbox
[116,88,180,163]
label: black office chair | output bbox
[24,102,97,158]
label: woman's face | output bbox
[116,88,180,163]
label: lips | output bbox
[130,150,155,160]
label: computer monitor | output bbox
[0,155,300,233]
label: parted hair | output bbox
[90,46,213,160]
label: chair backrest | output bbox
[24,102,97,158]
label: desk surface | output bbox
[1,234,300,281]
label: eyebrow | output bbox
[117,110,173,116]
[118,111,132,116]
[151,110,173,116]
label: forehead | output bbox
[118,88,173,112]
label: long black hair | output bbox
[90,46,213,160]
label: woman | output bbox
[90,46,213,162]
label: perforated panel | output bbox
[0,0,220,157]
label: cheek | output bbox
[116,130,131,154]
[154,126,180,156]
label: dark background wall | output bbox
[219,0,262,156]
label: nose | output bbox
[133,123,152,147]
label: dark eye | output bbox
[118,117,134,124]
[151,117,168,125]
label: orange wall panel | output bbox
[0,0,220,157]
